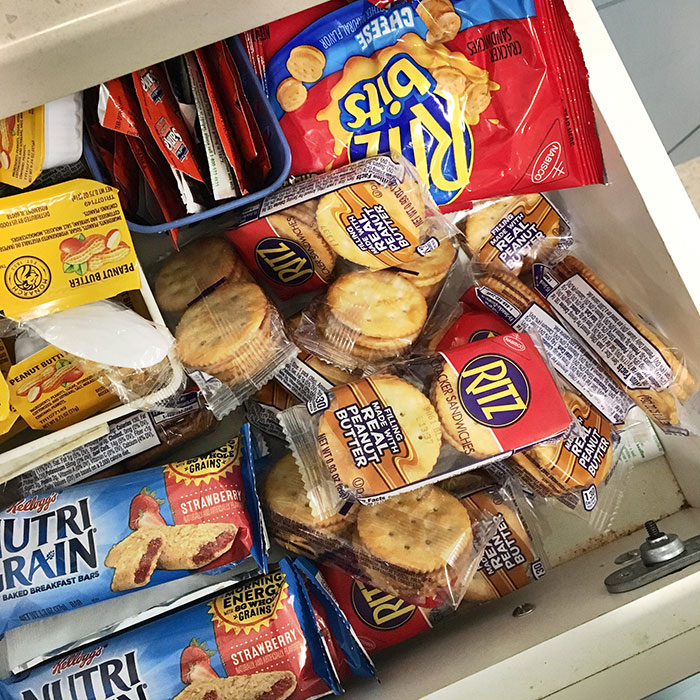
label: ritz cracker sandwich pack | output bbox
[0,428,266,636]
[0,559,374,700]
[244,0,604,212]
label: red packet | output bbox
[195,45,254,194]
[112,132,141,214]
[132,65,204,182]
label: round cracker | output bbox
[431,65,467,99]
[286,45,326,83]
[327,271,427,339]
[277,78,307,112]
[315,179,426,268]
[267,210,336,281]
[175,282,268,367]
[155,237,245,313]
[264,453,345,529]
[398,239,455,287]
[432,361,501,457]
[356,486,472,573]
[318,375,443,495]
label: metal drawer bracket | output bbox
[605,521,700,593]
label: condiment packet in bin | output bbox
[533,255,699,435]
[1,559,371,699]
[278,331,572,511]
[261,452,497,609]
[0,427,266,637]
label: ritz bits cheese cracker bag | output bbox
[0,107,45,189]
[245,0,604,212]
[6,344,118,431]
[0,428,266,636]
[2,561,353,700]
[0,179,140,320]
[279,331,572,513]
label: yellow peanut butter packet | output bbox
[0,179,141,320]
[0,107,45,189]
[7,345,118,431]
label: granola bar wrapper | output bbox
[0,427,265,636]
[0,559,356,700]
[244,0,604,212]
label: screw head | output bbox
[512,603,536,618]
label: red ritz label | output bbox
[246,0,603,212]
[438,332,572,453]
[436,305,513,351]
[226,218,330,300]
[320,565,432,654]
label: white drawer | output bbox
[2,0,699,697]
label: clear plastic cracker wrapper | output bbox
[225,155,449,302]
[457,193,570,275]
[465,269,637,426]
[0,428,266,637]
[261,453,498,609]
[434,303,618,502]
[279,331,572,509]
[443,472,547,600]
[1,559,370,700]
[244,0,604,210]
[533,255,699,435]
[152,235,297,417]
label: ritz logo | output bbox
[22,650,148,700]
[351,580,416,630]
[458,354,530,427]
[255,237,314,286]
[0,497,97,594]
[330,51,474,206]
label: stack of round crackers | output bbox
[155,237,286,387]
[317,270,429,363]
[264,455,474,601]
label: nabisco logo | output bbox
[51,647,103,675]
[6,493,57,515]
[503,335,526,352]
[531,141,565,183]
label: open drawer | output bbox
[0,0,699,697]
[339,0,700,696]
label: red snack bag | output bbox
[246,0,603,211]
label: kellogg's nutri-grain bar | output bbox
[245,0,603,212]
[0,560,361,700]
[0,426,265,635]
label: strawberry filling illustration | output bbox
[258,677,296,700]
[134,538,163,584]
[192,530,236,567]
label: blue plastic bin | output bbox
[83,36,291,234]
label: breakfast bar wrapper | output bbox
[0,560,359,700]
[278,331,573,512]
[0,427,266,637]
[244,0,604,212]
